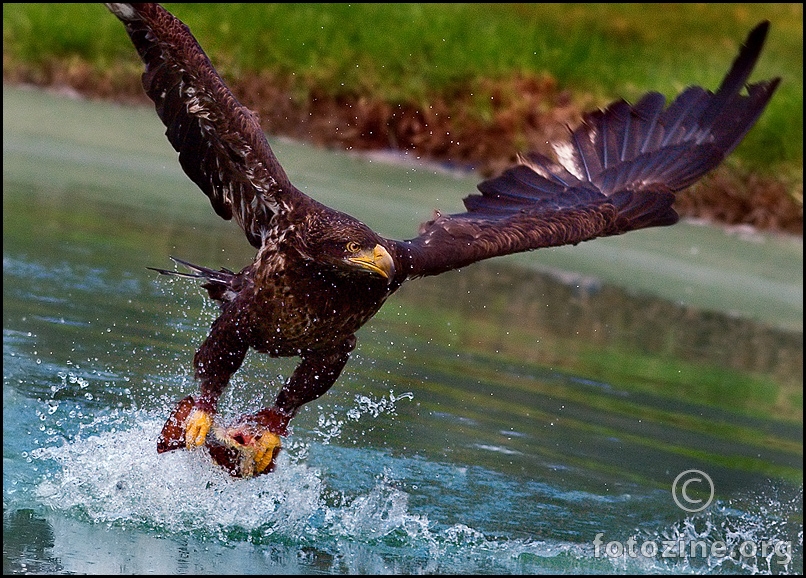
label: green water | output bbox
[3,85,802,574]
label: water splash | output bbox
[311,390,414,444]
[32,414,327,541]
[20,407,804,574]
[26,410,597,573]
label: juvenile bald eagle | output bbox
[106,3,779,477]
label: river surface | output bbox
[3,85,803,574]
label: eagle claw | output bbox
[185,408,213,448]
[217,424,282,477]
[158,396,283,477]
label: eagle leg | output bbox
[211,337,357,476]
[157,334,357,476]
[275,336,357,416]
[156,395,195,453]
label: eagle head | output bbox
[297,211,396,283]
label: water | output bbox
[3,85,803,574]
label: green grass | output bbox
[3,3,802,179]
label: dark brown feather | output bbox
[106,2,311,248]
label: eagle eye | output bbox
[346,241,361,253]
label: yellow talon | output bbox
[219,426,282,477]
[185,408,213,448]
[253,432,282,474]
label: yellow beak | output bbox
[348,244,396,281]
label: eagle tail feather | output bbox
[148,257,239,304]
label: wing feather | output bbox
[398,22,779,279]
[106,3,309,248]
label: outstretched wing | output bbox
[397,22,780,278]
[106,3,309,248]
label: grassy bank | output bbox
[4,3,803,232]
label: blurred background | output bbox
[4,3,803,232]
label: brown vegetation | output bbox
[4,59,802,235]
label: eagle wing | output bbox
[397,22,779,278]
[106,3,309,248]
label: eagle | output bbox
[106,3,779,477]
